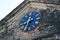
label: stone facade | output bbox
[0,0,60,40]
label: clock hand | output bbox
[24,19,30,31]
[24,17,33,31]
[24,23,28,31]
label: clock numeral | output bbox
[20,26,24,29]
[31,18,33,20]
[24,22,26,24]
[32,25,35,28]
[28,27,30,31]
[20,23,23,25]
[35,21,39,24]
[25,15,27,18]
[20,22,26,26]
[29,13,31,15]
[29,17,31,19]
[24,26,27,31]
[33,12,36,15]
[36,17,40,20]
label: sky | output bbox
[0,0,24,20]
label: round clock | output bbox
[19,11,41,32]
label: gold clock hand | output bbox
[24,17,33,31]
[24,19,30,31]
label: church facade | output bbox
[0,0,60,40]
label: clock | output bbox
[19,11,41,32]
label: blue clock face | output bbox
[19,11,41,32]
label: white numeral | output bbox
[28,27,30,30]
[36,14,39,16]
[21,26,24,29]
[25,15,27,18]
[20,23,23,25]
[29,13,31,15]
[36,17,40,20]
[32,25,35,27]
[35,21,39,24]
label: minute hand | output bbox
[24,19,30,31]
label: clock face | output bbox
[19,11,41,32]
